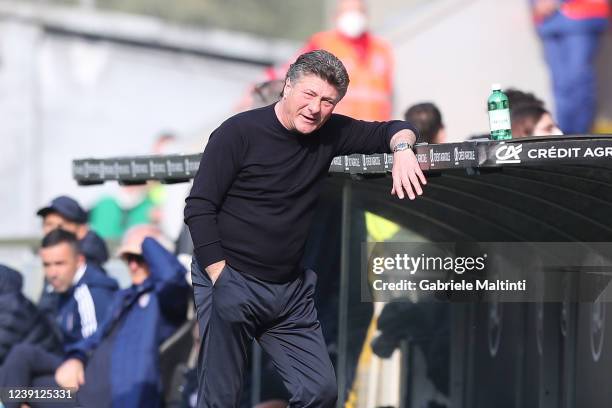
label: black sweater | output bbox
[184,103,417,283]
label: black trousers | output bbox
[192,263,337,408]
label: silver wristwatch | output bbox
[392,141,413,153]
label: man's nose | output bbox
[46,268,57,280]
[308,99,321,115]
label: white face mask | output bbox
[337,11,368,38]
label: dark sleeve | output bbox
[184,119,247,270]
[0,295,26,363]
[331,115,420,156]
[141,238,189,324]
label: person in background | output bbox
[37,195,109,267]
[469,88,563,140]
[506,88,563,137]
[39,229,117,347]
[37,195,111,321]
[251,80,285,108]
[512,104,564,137]
[0,264,61,367]
[89,133,176,240]
[255,0,394,122]
[531,0,610,134]
[404,103,447,144]
[55,225,189,407]
[505,88,545,110]
[0,230,117,408]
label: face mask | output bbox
[117,187,147,209]
[337,11,368,38]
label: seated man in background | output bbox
[55,225,189,407]
[40,230,118,347]
[0,264,61,367]
[404,102,447,144]
[0,230,118,408]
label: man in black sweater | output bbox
[184,49,426,408]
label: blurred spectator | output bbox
[505,88,545,110]
[512,104,564,137]
[39,230,117,348]
[0,230,117,408]
[404,103,447,144]
[469,88,563,139]
[505,88,563,137]
[0,265,61,366]
[90,185,160,240]
[251,79,285,108]
[89,134,178,240]
[37,195,111,322]
[55,225,189,407]
[371,301,450,407]
[261,0,394,121]
[151,132,191,239]
[37,195,109,267]
[531,0,610,134]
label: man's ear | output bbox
[77,254,86,267]
[283,79,292,98]
[76,224,88,240]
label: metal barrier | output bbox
[73,136,612,185]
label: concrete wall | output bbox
[0,4,292,239]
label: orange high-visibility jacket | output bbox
[267,30,394,121]
[561,0,610,20]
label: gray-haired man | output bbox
[184,50,425,407]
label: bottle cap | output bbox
[491,83,502,91]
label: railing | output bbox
[72,136,612,185]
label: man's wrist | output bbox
[392,141,413,153]
[390,129,417,152]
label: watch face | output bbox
[394,142,412,152]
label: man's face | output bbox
[335,0,368,38]
[281,74,340,135]
[42,213,87,239]
[337,0,367,15]
[40,243,83,293]
[122,253,150,285]
[533,113,563,137]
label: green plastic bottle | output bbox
[488,84,512,140]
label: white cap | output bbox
[491,83,502,91]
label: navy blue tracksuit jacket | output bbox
[56,263,118,350]
[66,238,189,408]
